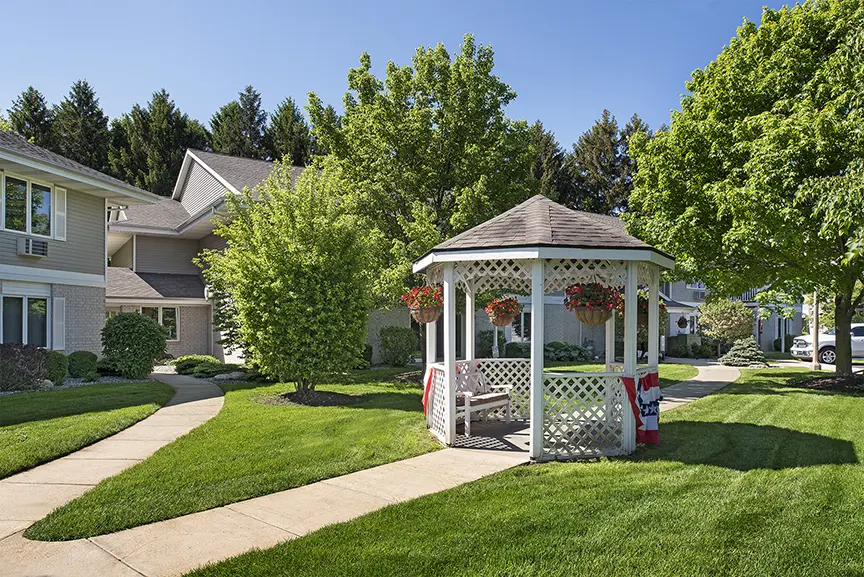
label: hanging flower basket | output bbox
[401,284,444,324]
[484,297,520,327]
[564,283,621,326]
[677,316,689,329]
[616,289,668,326]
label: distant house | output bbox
[106,150,407,362]
[0,132,157,354]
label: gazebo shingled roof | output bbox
[426,195,668,258]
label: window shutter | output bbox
[54,187,67,241]
[52,297,66,350]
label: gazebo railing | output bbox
[456,358,531,420]
[541,371,629,459]
[425,363,448,443]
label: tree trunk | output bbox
[834,292,855,376]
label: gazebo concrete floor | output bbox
[453,420,531,452]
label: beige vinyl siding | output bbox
[199,233,227,252]
[111,237,133,268]
[0,187,105,275]
[179,160,231,216]
[134,236,201,275]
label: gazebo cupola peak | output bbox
[413,195,675,461]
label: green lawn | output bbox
[186,368,864,577]
[0,383,174,479]
[546,362,699,387]
[27,369,440,541]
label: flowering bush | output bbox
[564,283,621,312]
[484,297,520,318]
[400,284,443,309]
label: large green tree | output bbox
[8,87,55,148]
[265,97,311,165]
[210,86,267,159]
[198,158,371,392]
[307,34,536,300]
[626,0,864,374]
[53,80,110,171]
[109,90,210,196]
[530,121,573,201]
[562,110,649,214]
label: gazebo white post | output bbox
[443,262,457,444]
[529,259,545,460]
[465,279,475,361]
[648,266,660,368]
[605,313,616,372]
[622,261,638,453]
[425,320,436,366]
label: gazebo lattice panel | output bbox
[457,358,531,420]
[544,259,628,292]
[426,366,447,442]
[542,373,627,458]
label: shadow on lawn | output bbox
[635,421,858,471]
[721,371,864,397]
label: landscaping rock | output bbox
[211,371,247,382]
[39,379,55,390]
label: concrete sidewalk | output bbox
[0,447,526,577]
[0,374,224,561]
[660,359,740,411]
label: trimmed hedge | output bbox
[48,351,68,386]
[174,355,221,375]
[720,336,768,367]
[379,326,419,366]
[68,350,98,378]
[101,313,167,378]
[773,334,794,352]
[544,341,591,362]
[0,344,49,392]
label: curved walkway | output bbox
[0,363,738,577]
[0,374,223,576]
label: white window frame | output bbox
[1,171,55,239]
[686,281,707,290]
[138,306,180,342]
[0,294,51,347]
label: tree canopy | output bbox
[8,87,54,149]
[108,90,210,196]
[210,86,268,159]
[698,300,754,346]
[307,34,536,301]
[626,0,864,373]
[53,80,110,172]
[198,158,372,390]
[266,97,311,165]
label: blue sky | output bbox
[3,0,787,148]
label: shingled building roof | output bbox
[107,268,206,299]
[427,195,666,257]
[188,150,304,193]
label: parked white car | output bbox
[790,324,864,364]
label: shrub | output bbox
[68,350,98,378]
[719,336,768,367]
[504,342,530,358]
[101,312,167,378]
[48,351,68,386]
[174,355,221,375]
[669,344,690,358]
[97,358,121,376]
[476,330,506,358]
[192,362,241,379]
[0,344,49,392]
[379,325,418,366]
[773,334,794,351]
[689,340,717,359]
[544,341,592,362]
[363,344,373,364]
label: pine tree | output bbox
[562,110,650,214]
[211,86,267,159]
[109,90,210,196]
[8,87,55,148]
[265,97,311,165]
[530,121,573,201]
[53,80,110,171]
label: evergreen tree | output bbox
[530,121,572,201]
[53,80,110,171]
[562,110,649,214]
[109,90,210,196]
[265,97,311,165]
[211,86,267,158]
[8,87,55,148]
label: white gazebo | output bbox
[414,195,675,461]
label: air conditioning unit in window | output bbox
[17,237,49,258]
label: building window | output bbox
[661,281,672,298]
[1,295,48,346]
[685,282,706,290]
[2,174,53,237]
[140,306,179,341]
[511,311,532,342]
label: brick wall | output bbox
[52,284,105,355]
[167,305,211,358]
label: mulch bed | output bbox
[256,390,367,407]
[387,370,423,386]
[789,374,864,393]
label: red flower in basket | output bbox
[401,285,443,324]
[564,283,621,326]
[484,297,520,327]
